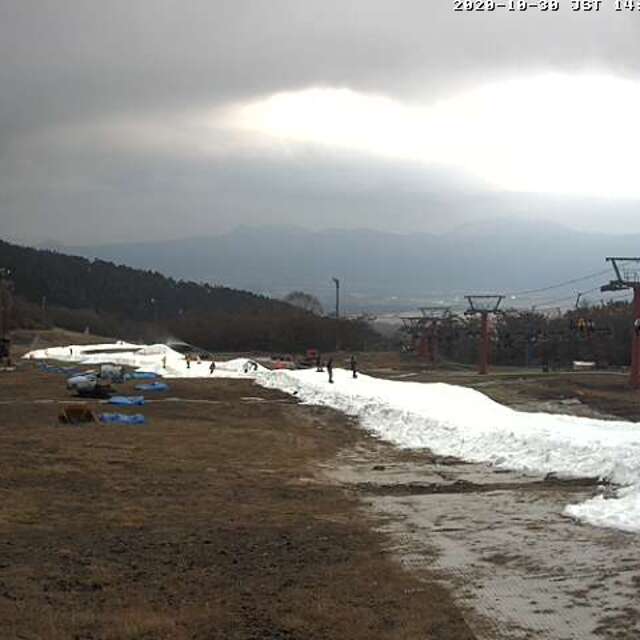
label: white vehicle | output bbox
[66,364,123,397]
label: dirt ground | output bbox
[0,361,474,640]
[3,339,640,639]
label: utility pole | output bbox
[465,295,504,375]
[601,257,640,389]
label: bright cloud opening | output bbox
[223,75,640,198]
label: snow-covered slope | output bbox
[24,341,640,532]
[24,342,264,379]
[256,367,640,533]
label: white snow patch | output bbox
[24,342,264,379]
[254,367,640,534]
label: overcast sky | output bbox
[1,1,640,245]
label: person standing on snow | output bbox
[326,358,334,384]
[209,361,216,375]
[316,353,323,372]
[350,354,357,379]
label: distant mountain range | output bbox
[53,220,640,312]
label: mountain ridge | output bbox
[44,221,640,311]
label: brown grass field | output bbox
[3,333,640,639]
[0,359,474,640]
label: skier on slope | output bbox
[350,354,358,379]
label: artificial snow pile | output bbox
[24,341,264,379]
[255,367,640,533]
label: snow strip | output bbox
[24,342,264,379]
[255,367,640,534]
[24,342,640,532]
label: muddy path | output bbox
[326,440,640,639]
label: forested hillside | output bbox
[0,239,382,352]
[1,238,289,320]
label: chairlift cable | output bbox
[505,269,611,298]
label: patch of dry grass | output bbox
[0,369,474,640]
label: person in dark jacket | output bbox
[350,354,357,379]
[326,358,333,384]
[316,354,323,372]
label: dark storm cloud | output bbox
[1,0,639,243]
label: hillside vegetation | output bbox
[0,239,382,352]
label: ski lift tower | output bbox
[601,257,640,388]
[418,306,451,364]
[465,295,504,375]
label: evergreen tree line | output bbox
[1,239,384,352]
[0,239,288,320]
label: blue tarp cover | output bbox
[98,413,147,425]
[125,371,158,380]
[108,396,146,406]
[135,382,169,392]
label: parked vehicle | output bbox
[298,348,319,368]
[99,363,124,383]
[66,363,123,398]
[271,354,297,370]
[66,373,108,397]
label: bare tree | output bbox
[284,291,324,315]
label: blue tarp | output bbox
[125,371,158,380]
[98,413,147,425]
[135,382,169,392]
[108,395,146,407]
